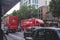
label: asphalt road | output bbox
[7,32,25,40]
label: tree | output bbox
[49,0,60,17]
[11,5,38,21]
[11,10,18,16]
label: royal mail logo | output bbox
[24,21,32,24]
[21,21,32,26]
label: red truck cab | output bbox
[4,16,18,32]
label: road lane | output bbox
[7,32,25,40]
[10,32,24,38]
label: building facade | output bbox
[20,0,39,9]
[38,6,60,27]
[38,6,48,20]
[20,0,51,9]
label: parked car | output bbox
[25,27,60,40]
[24,28,32,38]
[24,26,42,39]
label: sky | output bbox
[4,0,51,16]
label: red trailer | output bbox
[4,16,18,32]
[21,18,44,30]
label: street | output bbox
[7,32,25,40]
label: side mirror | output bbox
[25,37,33,40]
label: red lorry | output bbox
[4,16,18,32]
[21,18,44,30]
[21,18,44,38]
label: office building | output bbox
[20,0,39,9]
[20,0,51,9]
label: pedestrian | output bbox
[3,26,8,35]
[1,25,8,40]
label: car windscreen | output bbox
[26,29,32,32]
[35,29,45,40]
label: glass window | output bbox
[29,0,31,4]
[35,0,38,4]
[36,29,45,40]
[32,0,34,3]
[45,29,58,40]
[26,29,32,32]
[32,0,38,4]
[32,31,36,37]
